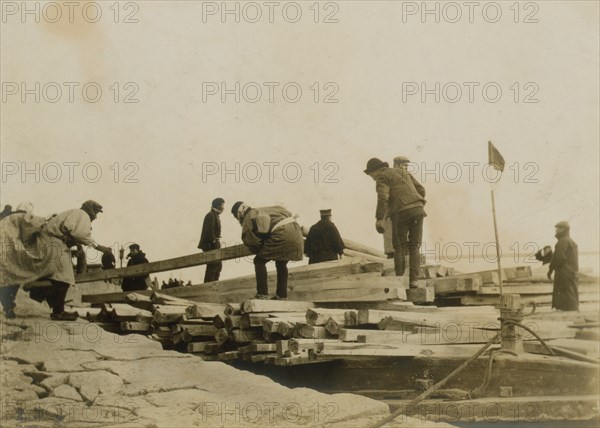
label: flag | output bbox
[488,141,505,172]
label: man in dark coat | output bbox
[548,221,579,311]
[365,157,426,288]
[304,209,345,264]
[121,244,150,292]
[198,198,225,283]
[231,201,304,300]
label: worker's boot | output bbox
[254,294,270,300]
[51,311,78,321]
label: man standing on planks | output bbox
[198,198,225,283]
[548,221,579,311]
[304,209,345,264]
[231,201,304,300]
[121,243,150,292]
[382,156,415,258]
[0,200,112,320]
[364,157,426,289]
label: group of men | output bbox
[0,155,582,319]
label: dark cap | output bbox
[81,200,103,213]
[231,201,244,217]
[212,198,225,209]
[364,158,389,174]
[555,221,570,229]
[393,156,410,164]
[320,209,332,216]
[128,243,140,251]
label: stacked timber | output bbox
[82,259,432,305]
[428,266,600,306]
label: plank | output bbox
[288,272,383,292]
[224,303,241,316]
[185,303,227,319]
[289,287,407,303]
[180,324,218,341]
[76,244,252,283]
[292,323,330,339]
[406,286,435,303]
[152,305,186,324]
[432,275,482,295]
[187,341,217,353]
[305,308,352,326]
[225,315,242,330]
[241,299,315,314]
[238,343,277,353]
[119,321,151,332]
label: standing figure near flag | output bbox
[364,158,426,288]
[548,221,579,311]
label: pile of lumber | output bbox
[80,296,596,367]
[422,266,600,306]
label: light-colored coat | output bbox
[241,206,304,261]
[0,209,95,286]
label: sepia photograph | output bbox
[1,1,599,426]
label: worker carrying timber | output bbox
[364,157,426,288]
[231,202,304,300]
[121,243,150,292]
[0,200,112,320]
[304,209,345,264]
[198,198,225,283]
[548,221,579,311]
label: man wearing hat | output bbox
[304,209,345,264]
[548,221,579,311]
[231,201,304,300]
[198,198,225,283]
[121,243,150,292]
[364,157,426,288]
[0,200,112,320]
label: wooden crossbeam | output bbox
[75,244,252,283]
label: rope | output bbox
[503,320,555,356]
[368,332,501,428]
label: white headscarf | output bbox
[16,201,34,214]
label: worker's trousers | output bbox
[254,256,288,298]
[391,212,424,283]
[204,262,222,283]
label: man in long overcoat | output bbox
[231,202,303,300]
[121,243,150,292]
[304,209,345,264]
[548,221,579,311]
[198,198,224,283]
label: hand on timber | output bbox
[375,219,385,234]
[95,245,112,254]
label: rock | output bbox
[69,370,124,396]
[2,389,39,403]
[79,383,100,402]
[40,373,69,391]
[42,350,99,372]
[142,389,217,408]
[52,384,82,402]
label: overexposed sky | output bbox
[2,1,598,281]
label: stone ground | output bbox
[0,292,450,427]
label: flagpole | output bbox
[490,185,503,295]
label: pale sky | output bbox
[2,1,598,281]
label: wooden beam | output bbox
[75,244,252,283]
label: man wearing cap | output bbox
[121,244,150,292]
[548,221,579,311]
[304,209,345,264]
[231,201,304,300]
[364,157,426,288]
[198,198,225,283]
[0,200,112,320]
